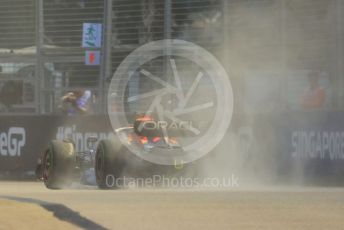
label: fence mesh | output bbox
[0,0,343,114]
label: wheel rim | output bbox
[95,144,104,181]
[43,149,52,182]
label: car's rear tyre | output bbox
[95,138,125,189]
[42,140,75,189]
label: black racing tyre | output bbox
[95,138,125,189]
[42,140,75,189]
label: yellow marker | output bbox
[174,159,184,170]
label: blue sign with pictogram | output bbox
[82,23,102,48]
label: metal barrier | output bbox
[0,0,343,114]
[0,0,226,115]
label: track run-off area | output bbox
[0,182,344,230]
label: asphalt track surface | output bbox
[1,182,344,230]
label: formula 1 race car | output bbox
[36,115,194,189]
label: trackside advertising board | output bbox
[0,116,113,172]
[0,112,344,184]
